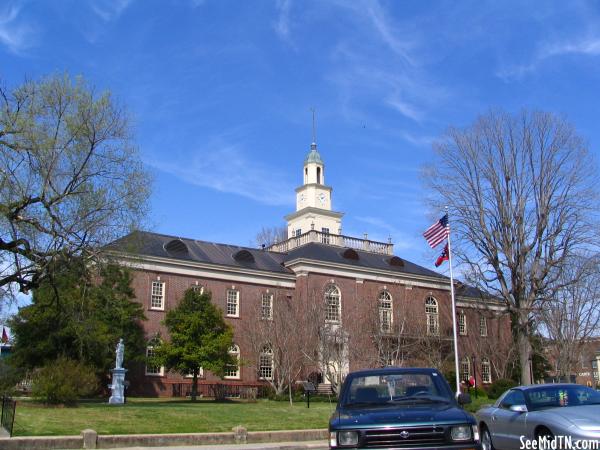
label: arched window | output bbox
[425,296,439,336]
[224,344,240,379]
[378,291,393,332]
[481,357,492,384]
[145,338,164,376]
[259,344,273,380]
[325,285,341,323]
[460,356,470,383]
[458,311,467,335]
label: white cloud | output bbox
[274,0,294,46]
[0,4,35,54]
[498,36,600,79]
[147,137,295,206]
[90,0,133,22]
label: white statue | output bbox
[115,338,124,369]
[109,338,127,404]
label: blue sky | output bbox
[2,0,600,276]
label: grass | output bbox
[12,397,336,437]
[12,395,495,437]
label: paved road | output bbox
[56,441,328,450]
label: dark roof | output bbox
[106,231,498,302]
[283,242,446,280]
[105,231,293,275]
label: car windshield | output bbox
[525,386,600,410]
[342,372,452,407]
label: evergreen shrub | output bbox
[487,378,517,399]
[32,357,98,405]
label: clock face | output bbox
[318,193,326,205]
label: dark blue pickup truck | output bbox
[329,367,481,450]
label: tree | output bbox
[255,226,287,248]
[152,289,235,401]
[8,259,146,378]
[425,110,598,384]
[537,254,600,379]
[240,290,305,404]
[0,73,150,300]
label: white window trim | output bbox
[145,346,164,376]
[150,280,165,311]
[460,357,471,383]
[224,345,241,380]
[261,293,274,320]
[480,316,488,337]
[458,312,467,335]
[425,297,439,336]
[378,291,393,333]
[325,285,341,324]
[259,345,274,380]
[482,358,492,384]
[184,367,204,378]
[226,289,240,318]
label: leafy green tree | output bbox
[8,258,146,380]
[0,73,150,301]
[153,289,235,401]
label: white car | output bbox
[476,384,600,450]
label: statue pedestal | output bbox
[108,368,128,404]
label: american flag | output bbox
[423,214,449,248]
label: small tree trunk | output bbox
[288,374,293,406]
[517,313,532,385]
[191,370,198,402]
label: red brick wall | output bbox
[127,267,511,396]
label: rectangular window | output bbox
[185,367,204,378]
[459,313,467,335]
[480,316,488,337]
[295,229,302,237]
[226,289,239,317]
[321,227,330,244]
[145,347,164,376]
[150,281,165,310]
[261,293,273,320]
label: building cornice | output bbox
[105,251,297,288]
[456,297,508,312]
[284,257,452,291]
[295,184,332,193]
[284,207,344,221]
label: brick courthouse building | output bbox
[108,142,510,397]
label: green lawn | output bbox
[13,396,494,437]
[12,398,336,437]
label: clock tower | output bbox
[285,141,343,239]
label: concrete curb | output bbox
[0,428,329,450]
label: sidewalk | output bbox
[63,441,328,450]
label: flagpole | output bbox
[445,207,461,396]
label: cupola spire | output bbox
[311,107,317,146]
